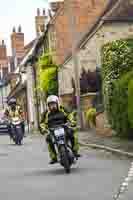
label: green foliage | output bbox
[101,39,133,124]
[37,51,58,96]
[102,39,133,81]
[128,79,133,128]
[38,52,55,69]
[110,71,133,137]
[39,67,56,92]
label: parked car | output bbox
[0,111,9,135]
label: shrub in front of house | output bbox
[110,71,133,138]
[101,38,133,127]
[128,78,133,129]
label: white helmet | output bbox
[47,95,59,105]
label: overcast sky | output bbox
[0,0,50,55]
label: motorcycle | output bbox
[49,124,78,174]
[10,117,24,145]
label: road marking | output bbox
[113,162,133,200]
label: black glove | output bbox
[71,123,76,128]
[39,129,46,135]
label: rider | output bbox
[4,98,24,138]
[40,95,80,164]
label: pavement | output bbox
[0,135,132,200]
[79,129,133,158]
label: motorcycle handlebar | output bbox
[48,123,76,131]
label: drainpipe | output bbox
[25,86,30,134]
[56,66,58,96]
[0,82,4,109]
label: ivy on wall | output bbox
[36,51,58,97]
[101,39,133,124]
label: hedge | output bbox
[128,79,133,129]
[101,38,133,124]
[111,71,133,137]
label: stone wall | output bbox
[60,93,73,110]
[60,92,96,129]
[100,22,133,44]
[58,21,133,102]
[96,112,113,136]
[94,22,133,135]
[58,21,133,132]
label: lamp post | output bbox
[64,0,82,129]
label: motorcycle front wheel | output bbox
[16,128,23,145]
[60,145,70,174]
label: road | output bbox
[0,135,132,200]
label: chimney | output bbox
[35,8,46,36]
[0,40,8,80]
[11,25,24,66]
[0,40,7,60]
[2,40,5,46]
[43,8,46,16]
[18,25,22,33]
[37,8,40,16]
[50,1,64,12]
[13,27,16,33]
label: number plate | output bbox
[54,128,65,137]
[0,125,7,128]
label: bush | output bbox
[111,71,133,137]
[101,38,133,124]
[128,79,133,128]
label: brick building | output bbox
[48,0,107,65]
[55,0,133,131]
[0,40,8,79]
